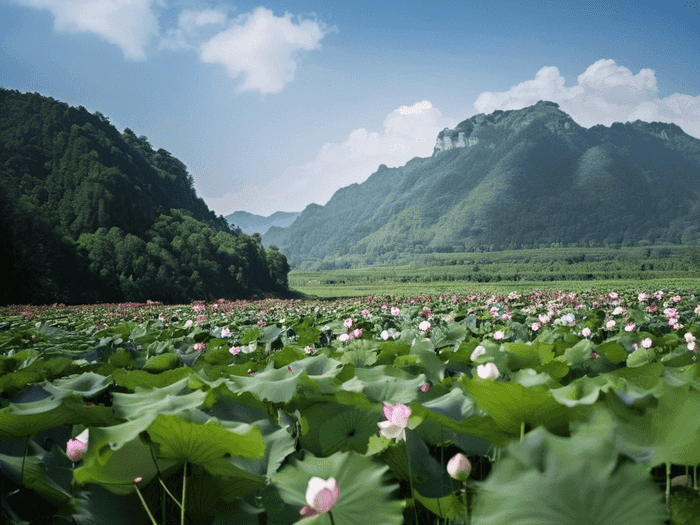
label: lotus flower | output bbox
[299,477,339,518]
[447,453,472,480]
[477,362,499,380]
[67,428,89,462]
[378,403,411,442]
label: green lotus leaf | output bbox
[0,392,86,440]
[612,383,700,467]
[461,376,569,436]
[227,361,302,403]
[563,338,593,366]
[505,342,554,371]
[147,413,265,463]
[42,372,112,397]
[626,346,656,368]
[319,406,382,455]
[595,340,627,364]
[414,490,467,521]
[272,450,405,525]
[549,374,609,407]
[110,376,206,419]
[342,365,425,405]
[110,367,192,390]
[141,353,180,371]
[0,440,74,509]
[471,426,667,525]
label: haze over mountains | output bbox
[263,101,700,269]
[225,211,301,235]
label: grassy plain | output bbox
[289,245,700,298]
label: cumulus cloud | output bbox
[474,58,700,138]
[204,100,458,215]
[199,7,335,94]
[10,0,160,60]
[160,8,229,51]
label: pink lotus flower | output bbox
[531,322,542,331]
[380,330,390,341]
[581,327,592,337]
[447,453,472,480]
[625,323,636,332]
[344,318,353,329]
[352,328,363,339]
[229,346,241,356]
[641,337,653,349]
[606,320,616,330]
[477,363,499,380]
[221,327,231,337]
[361,309,370,316]
[391,306,400,316]
[66,429,89,462]
[378,403,411,442]
[418,320,431,332]
[193,342,206,352]
[300,477,339,518]
[673,295,681,303]
[589,352,598,359]
[638,293,649,302]
[339,333,350,343]
[493,330,504,340]
[420,383,430,393]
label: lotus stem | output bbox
[665,461,670,515]
[436,425,444,520]
[405,439,420,525]
[20,435,28,497]
[328,510,336,525]
[181,461,187,525]
[134,481,159,525]
[520,420,525,443]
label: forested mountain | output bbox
[0,88,289,305]
[225,210,301,235]
[263,101,700,269]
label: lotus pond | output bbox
[1,288,700,524]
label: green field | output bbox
[290,244,700,298]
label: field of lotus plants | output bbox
[1,287,700,524]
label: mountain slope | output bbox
[0,88,290,304]
[263,101,700,268]
[226,210,301,235]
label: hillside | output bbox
[0,88,290,305]
[226,210,301,235]
[263,101,700,269]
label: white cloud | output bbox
[205,100,458,216]
[160,8,229,51]
[473,58,700,139]
[10,0,160,60]
[199,7,334,94]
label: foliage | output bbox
[0,88,289,304]
[1,285,699,523]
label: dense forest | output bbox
[0,88,290,305]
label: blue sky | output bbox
[1,0,699,217]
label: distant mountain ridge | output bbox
[226,210,301,235]
[263,100,700,269]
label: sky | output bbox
[1,0,699,218]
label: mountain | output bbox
[226,210,301,235]
[0,88,290,304]
[263,101,700,269]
